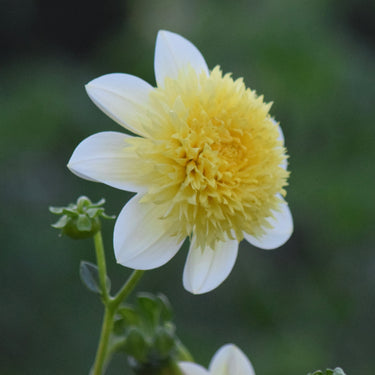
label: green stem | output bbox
[93,231,109,302]
[111,270,145,309]
[90,307,114,375]
[90,231,144,375]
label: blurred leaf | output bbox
[153,326,176,358]
[123,327,149,362]
[79,261,110,294]
[137,293,160,329]
[157,293,173,322]
[118,305,141,326]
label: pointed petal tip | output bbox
[83,73,154,137]
[244,201,293,250]
[210,344,256,375]
[154,29,209,87]
[183,238,239,295]
[114,195,184,270]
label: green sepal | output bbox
[77,214,92,231]
[79,261,111,294]
[90,197,106,207]
[62,208,79,216]
[49,206,64,214]
[51,215,69,229]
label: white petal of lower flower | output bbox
[209,344,256,375]
[68,131,146,193]
[114,194,184,270]
[179,362,209,375]
[183,236,238,294]
[154,30,209,88]
[244,198,293,250]
[85,73,154,137]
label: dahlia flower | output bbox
[68,30,293,294]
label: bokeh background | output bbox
[1,0,374,374]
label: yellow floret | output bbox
[129,66,289,250]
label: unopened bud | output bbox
[49,196,114,239]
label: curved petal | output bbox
[85,73,154,136]
[183,236,238,294]
[67,131,146,193]
[209,344,255,375]
[154,30,209,87]
[114,194,184,270]
[179,362,209,375]
[244,198,293,250]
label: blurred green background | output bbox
[1,0,374,374]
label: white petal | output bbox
[244,198,293,250]
[85,73,154,136]
[67,131,146,193]
[154,30,209,87]
[278,125,288,169]
[271,118,287,169]
[209,344,256,375]
[179,362,209,375]
[274,120,284,144]
[183,236,238,294]
[114,194,184,270]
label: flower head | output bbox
[179,344,255,375]
[68,30,293,293]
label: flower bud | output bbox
[49,196,114,239]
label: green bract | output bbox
[49,196,114,239]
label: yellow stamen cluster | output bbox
[130,66,289,250]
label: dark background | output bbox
[1,0,375,374]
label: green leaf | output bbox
[118,305,141,326]
[153,326,176,358]
[123,327,149,362]
[157,294,173,322]
[137,293,160,329]
[86,207,101,218]
[79,261,111,294]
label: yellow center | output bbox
[129,66,289,250]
